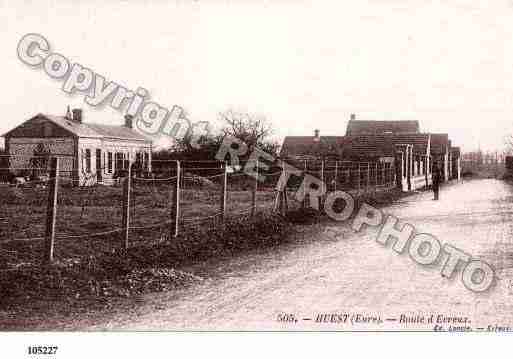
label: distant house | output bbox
[3,108,152,185]
[281,131,431,191]
[280,130,343,160]
[345,114,419,135]
[430,133,453,181]
[341,133,432,191]
[280,114,461,192]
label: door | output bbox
[96,149,102,182]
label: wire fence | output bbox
[0,156,397,267]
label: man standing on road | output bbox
[432,162,441,200]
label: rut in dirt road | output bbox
[91,179,513,331]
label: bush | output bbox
[0,213,294,309]
[286,207,322,224]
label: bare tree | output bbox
[156,109,280,161]
[218,109,274,153]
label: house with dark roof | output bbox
[281,130,432,191]
[279,130,343,160]
[342,115,430,188]
[346,114,419,135]
[429,133,456,181]
[280,114,461,192]
[3,107,152,185]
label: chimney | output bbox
[125,114,134,129]
[72,108,82,123]
[350,113,356,121]
[314,129,320,141]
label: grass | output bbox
[0,180,280,263]
[0,179,398,267]
[0,212,293,316]
[0,176,402,326]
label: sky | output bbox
[1,0,513,152]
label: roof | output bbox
[280,136,343,158]
[346,119,420,136]
[4,113,152,142]
[340,133,429,160]
[430,133,450,154]
[44,114,102,138]
[281,133,430,160]
[339,135,396,159]
[450,146,461,156]
[86,123,151,141]
[392,133,430,154]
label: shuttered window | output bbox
[144,152,149,170]
[85,149,91,173]
[115,153,124,171]
[108,152,113,173]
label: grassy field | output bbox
[0,176,294,315]
[0,169,397,273]
[0,170,404,324]
[0,177,282,267]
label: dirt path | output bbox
[82,179,513,331]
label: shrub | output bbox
[0,213,294,309]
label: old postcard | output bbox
[1,0,512,356]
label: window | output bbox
[123,153,130,170]
[115,153,124,172]
[108,152,113,173]
[144,152,149,171]
[85,149,91,173]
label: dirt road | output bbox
[88,179,513,331]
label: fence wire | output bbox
[1,157,397,267]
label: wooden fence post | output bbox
[382,163,386,186]
[121,163,132,250]
[170,160,180,237]
[357,163,361,193]
[375,162,378,192]
[274,165,289,215]
[44,157,59,264]
[334,161,338,192]
[320,159,325,192]
[303,160,307,208]
[302,160,307,209]
[220,161,227,223]
[280,185,289,216]
[251,165,258,217]
[367,163,370,193]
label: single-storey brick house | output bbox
[280,114,460,192]
[3,108,152,185]
[281,132,431,191]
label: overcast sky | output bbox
[2,0,513,152]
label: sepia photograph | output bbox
[1,0,513,356]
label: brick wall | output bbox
[7,137,75,177]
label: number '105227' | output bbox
[28,346,58,355]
